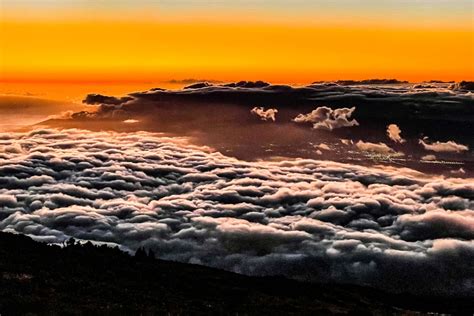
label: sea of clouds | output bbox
[0,129,473,295]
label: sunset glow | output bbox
[1,1,473,88]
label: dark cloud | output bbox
[1,129,473,296]
[166,79,222,84]
[328,79,409,85]
[223,80,270,88]
[82,94,133,105]
[449,81,474,92]
[80,81,474,124]
[183,82,213,90]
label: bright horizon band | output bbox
[1,0,473,84]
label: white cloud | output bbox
[419,139,469,153]
[251,107,278,121]
[293,107,359,130]
[386,124,406,143]
[0,128,473,295]
[340,139,353,145]
[421,154,437,161]
[123,119,140,124]
[315,143,331,151]
[355,140,395,154]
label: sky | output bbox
[1,0,473,87]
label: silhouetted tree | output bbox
[135,247,147,260]
[66,237,76,248]
[147,248,156,259]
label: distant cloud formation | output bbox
[315,143,331,151]
[82,94,133,105]
[293,107,359,130]
[251,107,278,121]
[449,81,474,92]
[79,81,474,126]
[123,119,140,124]
[355,140,399,155]
[328,79,408,85]
[340,139,353,146]
[166,79,222,84]
[419,139,469,153]
[46,110,75,120]
[183,82,213,89]
[421,154,437,161]
[39,81,473,173]
[0,129,473,295]
[386,124,406,143]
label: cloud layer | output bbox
[1,129,473,295]
[81,81,474,125]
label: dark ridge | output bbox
[222,80,270,88]
[332,79,409,85]
[0,232,472,315]
[424,80,455,84]
[183,82,213,90]
[167,79,222,85]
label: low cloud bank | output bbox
[0,129,473,295]
[355,141,396,154]
[419,139,469,153]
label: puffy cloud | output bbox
[340,139,353,145]
[386,124,405,143]
[0,194,17,207]
[251,107,278,121]
[355,141,395,154]
[183,82,213,90]
[421,154,437,161]
[0,129,473,295]
[123,119,140,124]
[451,168,466,175]
[293,107,359,130]
[419,139,469,153]
[315,143,331,151]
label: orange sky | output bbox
[1,2,473,88]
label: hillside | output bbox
[0,232,472,315]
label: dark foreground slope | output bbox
[0,232,472,315]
